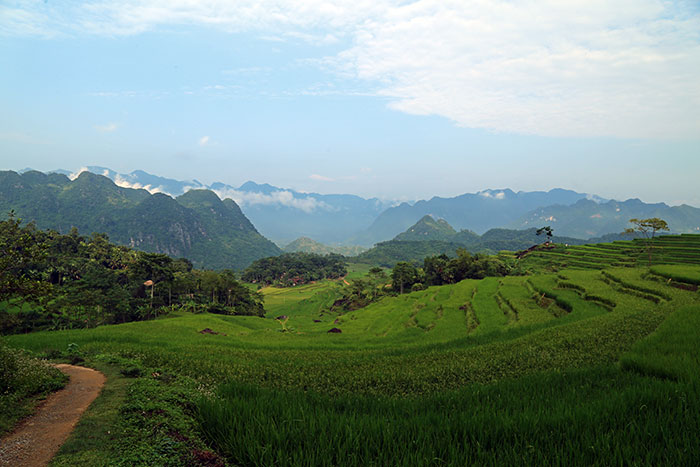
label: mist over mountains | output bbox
[3,170,280,269]
[7,167,700,270]
[33,167,393,245]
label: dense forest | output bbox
[241,252,347,286]
[0,213,264,334]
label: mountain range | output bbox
[509,198,700,238]
[355,215,642,267]
[9,167,700,262]
[1,170,280,269]
[352,188,605,244]
[33,167,393,245]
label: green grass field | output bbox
[3,241,700,465]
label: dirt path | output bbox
[0,364,105,467]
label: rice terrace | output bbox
[2,227,699,465]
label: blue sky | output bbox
[1,0,699,205]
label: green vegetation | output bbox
[0,170,281,269]
[355,240,467,267]
[356,222,604,267]
[0,340,67,435]
[621,304,700,382]
[241,252,347,286]
[283,236,367,256]
[0,215,264,334]
[649,264,700,286]
[393,215,460,241]
[625,217,671,266]
[3,233,700,465]
[519,233,700,270]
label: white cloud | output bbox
[113,174,172,195]
[95,122,118,132]
[213,187,332,213]
[333,0,700,138]
[199,135,210,146]
[69,167,89,180]
[5,0,700,138]
[478,190,505,200]
[309,174,335,182]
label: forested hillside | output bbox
[0,214,264,334]
[0,170,280,269]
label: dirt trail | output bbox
[0,364,105,467]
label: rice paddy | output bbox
[4,236,700,465]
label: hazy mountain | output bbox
[39,167,395,245]
[25,167,699,247]
[282,237,367,256]
[0,170,280,269]
[222,181,393,245]
[511,198,700,238]
[356,217,633,266]
[352,188,605,246]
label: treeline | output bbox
[332,250,510,312]
[242,252,347,287]
[0,213,264,334]
[392,249,510,293]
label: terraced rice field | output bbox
[520,233,700,269]
[4,250,700,465]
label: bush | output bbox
[0,340,67,434]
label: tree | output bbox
[423,254,451,286]
[536,226,554,243]
[0,212,49,307]
[624,218,670,266]
[391,262,421,294]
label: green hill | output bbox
[394,215,459,241]
[6,254,700,464]
[0,170,280,269]
[356,219,601,266]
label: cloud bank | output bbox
[4,0,699,138]
[213,187,332,214]
[112,174,170,195]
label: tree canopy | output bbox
[0,214,265,334]
[241,252,347,287]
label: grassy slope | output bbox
[4,262,700,465]
[0,341,67,435]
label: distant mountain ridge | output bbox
[352,188,605,245]
[31,167,395,245]
[18,167,700,247]
[1,170,280,269]
[356,217,643,267]
[510,198,700,238]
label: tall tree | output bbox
[0,212,49,308]
[624,218,670,266]
[391,262,421,294]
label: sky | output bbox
[1,0,699,206]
